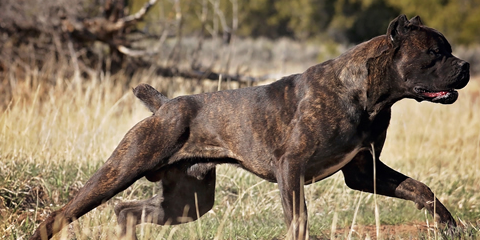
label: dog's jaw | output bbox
[413,87,459,104]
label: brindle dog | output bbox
[30,15,469,240]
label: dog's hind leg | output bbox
[114,163,216,240]
[341,151,456,228]
[110,83,216,239]
[29,113,190,240]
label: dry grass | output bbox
[0,67,479,239]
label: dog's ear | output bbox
[387,14,410,47]
[409,16,423,26]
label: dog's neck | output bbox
[333,36,401,120]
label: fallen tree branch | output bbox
[155,66,269,83]
[121,0,158,23]
[63,0,158,45]
[117,45,154,57]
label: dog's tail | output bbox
[133,83,169,113]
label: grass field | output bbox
[0,68,479,240]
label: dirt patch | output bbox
[316,222,437,239]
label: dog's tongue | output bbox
[423,91,450,98]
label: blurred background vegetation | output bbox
[1,0,479,103]
[132,0,480,44]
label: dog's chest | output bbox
[305,146,363,183]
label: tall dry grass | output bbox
[0,66,479,239]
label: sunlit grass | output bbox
[1,68,479,239]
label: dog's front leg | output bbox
[276,157,308,240]
[341,151,456,228]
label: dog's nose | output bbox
[453,61,470,89]
[461,61,470,73]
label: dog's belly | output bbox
[172,144,278,181]
[173,139,364,184]
[304,147,362,184]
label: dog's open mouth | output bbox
[414,87,458,104]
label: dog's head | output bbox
[387,15,469,104]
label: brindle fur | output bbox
[30,15,469,240]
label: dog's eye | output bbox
[428,48,440,57]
